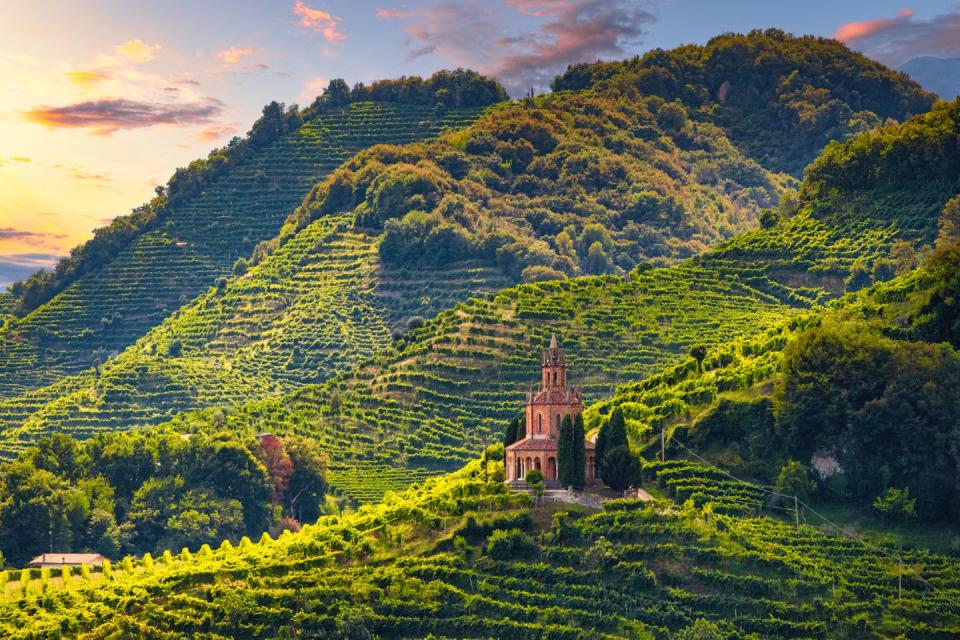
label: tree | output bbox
[605,408,628,452]
[690,345,708,374]
[557,414,577,488]
[874,487,918,521]
[674,619,725,640]
[573,414,586,490]
[525,469,545,505]
[774,460,815,502]
[257,436,294,505]
[936,194,960,249]
[503,417,521,447]
[284,437,328,524]
[600,446,642,491]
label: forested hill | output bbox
[553,29,934,175]
[0,72,503,399]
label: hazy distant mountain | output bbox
[899,56,960,98]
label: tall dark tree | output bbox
[573,414,586,490]
[606,408,628,452]
[503,417,521,447]
[557,414,576,488]
[601,446,642,491]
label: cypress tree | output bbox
[606,407,628,451]
[595,421,608,470]
[557,414,576,488]
[573,413,586,490]
[503,417,520,447]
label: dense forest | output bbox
[0,430,327,564]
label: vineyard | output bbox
[0,453,955,639]
[0,102,487,399]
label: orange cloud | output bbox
[216,47,255,63]
[835,9,914,42]
[24,98,225,135]
[196,124,238,142]
[66,70,111,87]
[376,8,409,19]
[294,1,346,42]
[114,39,161,63]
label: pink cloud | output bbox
[196,124,238,142]
[216,47,255,63]
[397,0,654,96]
[835,9,914,42]
[294,1,346,42]
[377,8,409,19]
[24,98,225,136]
[833,8,960,67]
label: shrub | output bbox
[873,487,917,521]
[486,528,538,560]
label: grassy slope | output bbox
[1,455,956,639]
[0,103,485,399]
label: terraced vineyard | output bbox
[1,455,956,639]
[0,102,487,398]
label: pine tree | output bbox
[573,413,586,490]
[595,420,608,470]
[557,414,576,488]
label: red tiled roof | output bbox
[506,437,558,451]
[506,437,594,451]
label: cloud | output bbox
[0,254,63,288]
[0,229,67,245]
[113,39,161,64]
[398,0,655,95]
[834,8,960,67]
[216,47,255,63]
[196,124,238,142]
[297,75,329,104]
[294,1,346,42]
[24,97,225,135]
[66,70,111,87]
[406,45,437,61]
[11,156,32,163]
[377,8,409,18]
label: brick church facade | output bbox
[505,335,596,488]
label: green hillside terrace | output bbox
[0,454,955,639]
[0,101,488,399]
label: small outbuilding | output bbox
[28,553,108,568]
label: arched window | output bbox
[537,414,542,433]
[556,414,561,432]
[552,371,557,385]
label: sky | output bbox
[1,0,958,287]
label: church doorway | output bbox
[547,457,557,481]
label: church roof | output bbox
[549,334,558,349]
[506,437,558,451]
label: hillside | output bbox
[552,29,934,175]
[0,35,938,467]
[0,91,493,399]
[155,99,960,502]
[0,454,956,639]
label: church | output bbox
[505,335,596,488]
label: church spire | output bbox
[549,334,558,349]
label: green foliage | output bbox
[573,413,586,491]
[557,414,576,488]
[552,29,933,175]
[600,446,641,492]
[774,460,815,502]
[0,430,323,563]
[873,487,918,521]
[775,319,960,518]
[485,528,537,560]
[503,417,521,447]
